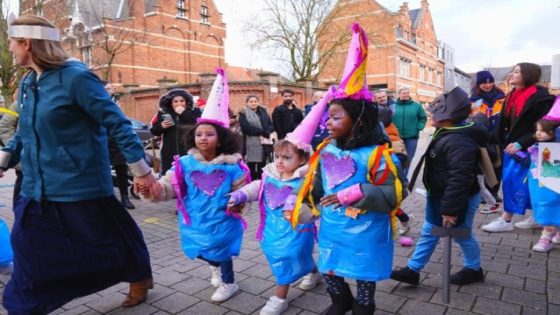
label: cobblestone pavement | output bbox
[1,131,558,314]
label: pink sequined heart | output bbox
[322,153,356,189]
[264,183,293,209]
[190,170,226,196]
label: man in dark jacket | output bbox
[272,89,304,139]
[391,87,485,286]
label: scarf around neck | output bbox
[242,106,264,162]
[506,85,538,118]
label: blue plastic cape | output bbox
[317,143,393,281]
[175,155,245,262]
[0,219,13,266]
[502,154,531,215]
[260,175,315,285]
[529,162,560,226]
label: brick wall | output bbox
[119,77,325,124]
[24,0,227,87]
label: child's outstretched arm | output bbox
[228,180,261,207]
[142,169,177,201]
[334,167,399,213]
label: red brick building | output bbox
[22,0,227,87]
[319,0,444,103]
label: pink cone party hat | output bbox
[285,86,336,151]
[198,67,230,128]
[333,23,372,100]
[543,95,560,122]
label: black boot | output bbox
[352,301,375,315]
[325,282,354,315]
[121,194,136,210]
[390,266,420,285]
[450,267,484,285]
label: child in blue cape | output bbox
[147,121,249,302]
[229,139,319,315]
[0,218,13,274]
[292,96,404,315]
[528,119,560,252]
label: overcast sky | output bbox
[215,0,560,74]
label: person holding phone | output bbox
[150,89,201,175]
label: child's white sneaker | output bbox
[514,216,539,229]
[299,272,320,290]
[398,215,414,235]
[260,295,288,315]
[209,266,221,288]
[532,239,554,252]
[481,217,514,232]
[211,282,238,302]
[553,233,560,244]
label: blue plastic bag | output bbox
[502,154,531,215]
[0,219,13,266]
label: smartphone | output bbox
[162,114,174,126]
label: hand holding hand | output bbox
[134,172,157,199]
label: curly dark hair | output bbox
[330,98,387,150]
[184,123,240,155]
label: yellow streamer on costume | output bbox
[382,148,404,239]
[0,108,19,118]
[291,138,331,229]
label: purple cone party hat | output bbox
[333,23,372,100]
[543,95,560,122]
[198,67,230,128]
[285,86,336,151]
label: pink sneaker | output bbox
[553,233,560,244]
[532,239,553,253]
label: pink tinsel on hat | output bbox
[333,23,372,101]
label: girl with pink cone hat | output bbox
[290,23,405,315]
[227,87,336,315]
[142,68,251,303]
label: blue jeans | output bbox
[403,138,419,175]
[408,193,481,272]
[199,256,234,284]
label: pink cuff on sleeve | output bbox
[337,184,364,206]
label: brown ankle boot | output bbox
[122,278,153,307]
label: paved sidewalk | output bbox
[1,131,558,314]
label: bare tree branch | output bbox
[0,0,26,105]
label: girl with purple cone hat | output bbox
[528,96,560,253]
[142,69,250,303]
[228,90,334,315]
[290,23,405,315]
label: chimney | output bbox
[399,2,409,14]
